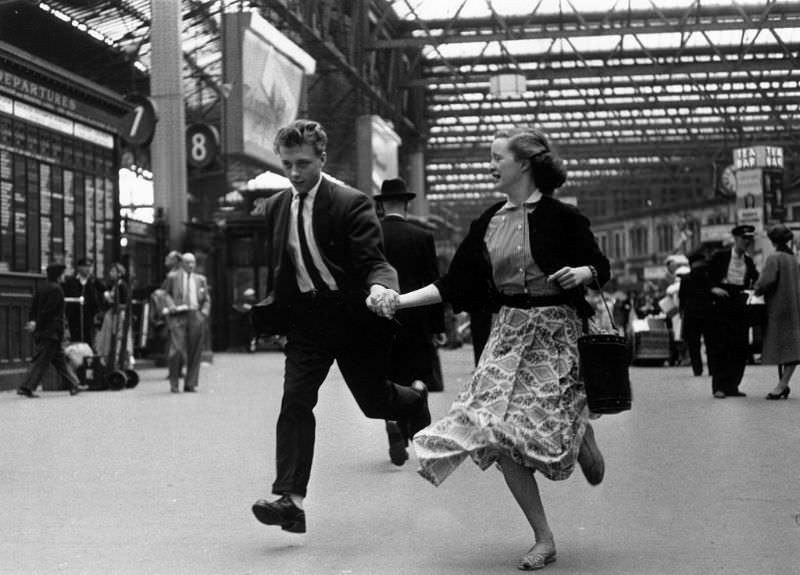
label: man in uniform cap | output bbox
[703,224,759,397]
[374,177,445,466]
[17,263,82,398]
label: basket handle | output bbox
[591,278,618,334]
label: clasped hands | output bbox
[366,284,400,319]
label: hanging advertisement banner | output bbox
[735,168,764,232]
[223,11,316,171]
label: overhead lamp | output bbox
[489,73,527,98]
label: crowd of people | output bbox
[14,117,800,572]
[17,249,212,398]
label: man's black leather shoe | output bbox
[727,390,747,397]
[252,495,306,533]
[17,388,39,398]
[386,421,408,466]
[405,380,431,440]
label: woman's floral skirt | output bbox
[413,305,588,486]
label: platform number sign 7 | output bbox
[119,94,157,146]
[186,124,220,169]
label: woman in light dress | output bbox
[388,126,611,571]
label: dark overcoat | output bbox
[381,214,444,386]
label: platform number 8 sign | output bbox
[186,124,220,169]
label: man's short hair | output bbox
[273,119,327,156]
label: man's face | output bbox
[733,235,753,254]
[182,256,196,273]
[165,254,178,268]
[278,143,326,196]
[77,264,90,278]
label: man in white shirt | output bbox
[705,225,759,398]
[162,252,211,393]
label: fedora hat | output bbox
[375,178,415,201]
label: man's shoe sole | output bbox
[251,502,306,534]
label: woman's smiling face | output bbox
[489,137,524,192]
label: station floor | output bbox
[1,347,798,575]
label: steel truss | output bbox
[384,0,800,224]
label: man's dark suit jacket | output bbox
[259,177,398,334]
[678,264,713,317]
[381,215,444,338]
[63,274,103,341]
[707,248,759,292]
[30,281,66,342]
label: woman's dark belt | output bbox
[498,292,571,309]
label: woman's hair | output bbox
[495,126,567,195]
[767,224,793,254]
[273,119,328,156]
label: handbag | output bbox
[578,286,632,414]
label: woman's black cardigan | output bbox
[434,195,611,319]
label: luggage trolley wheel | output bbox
[123,369,140,389]
[107,370,128,391]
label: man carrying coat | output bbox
[704,224,759,398]
[375,177,445,466]
[250,119,430,534]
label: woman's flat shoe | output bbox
[765,387,790,400]
[518,548,557,571]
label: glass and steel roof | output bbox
[384,0,800,223]
[23,1,800,224]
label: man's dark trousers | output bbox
[706,290,749,394]
[272,293,423,497]
[21,337,79,392]
[681,312,708,376]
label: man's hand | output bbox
[711,287,729,298]
[24,321,36,333]
[366,284,399,318]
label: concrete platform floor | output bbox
[1,349,799,575]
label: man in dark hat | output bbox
[63,257,104,348]
[375,177,445,466]
[703,224,759,398]
[17,263,81,398]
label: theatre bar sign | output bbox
[733,146,785,231]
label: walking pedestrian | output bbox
[371,126,610,571]
[17,263,81,398]
[375,177,445,466]
[679,251,712,376]
[754,224,800,399]
[249,119,431,534]
[704,224,759,398]
[161,253,211,393]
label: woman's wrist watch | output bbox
[586,265,598,285]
